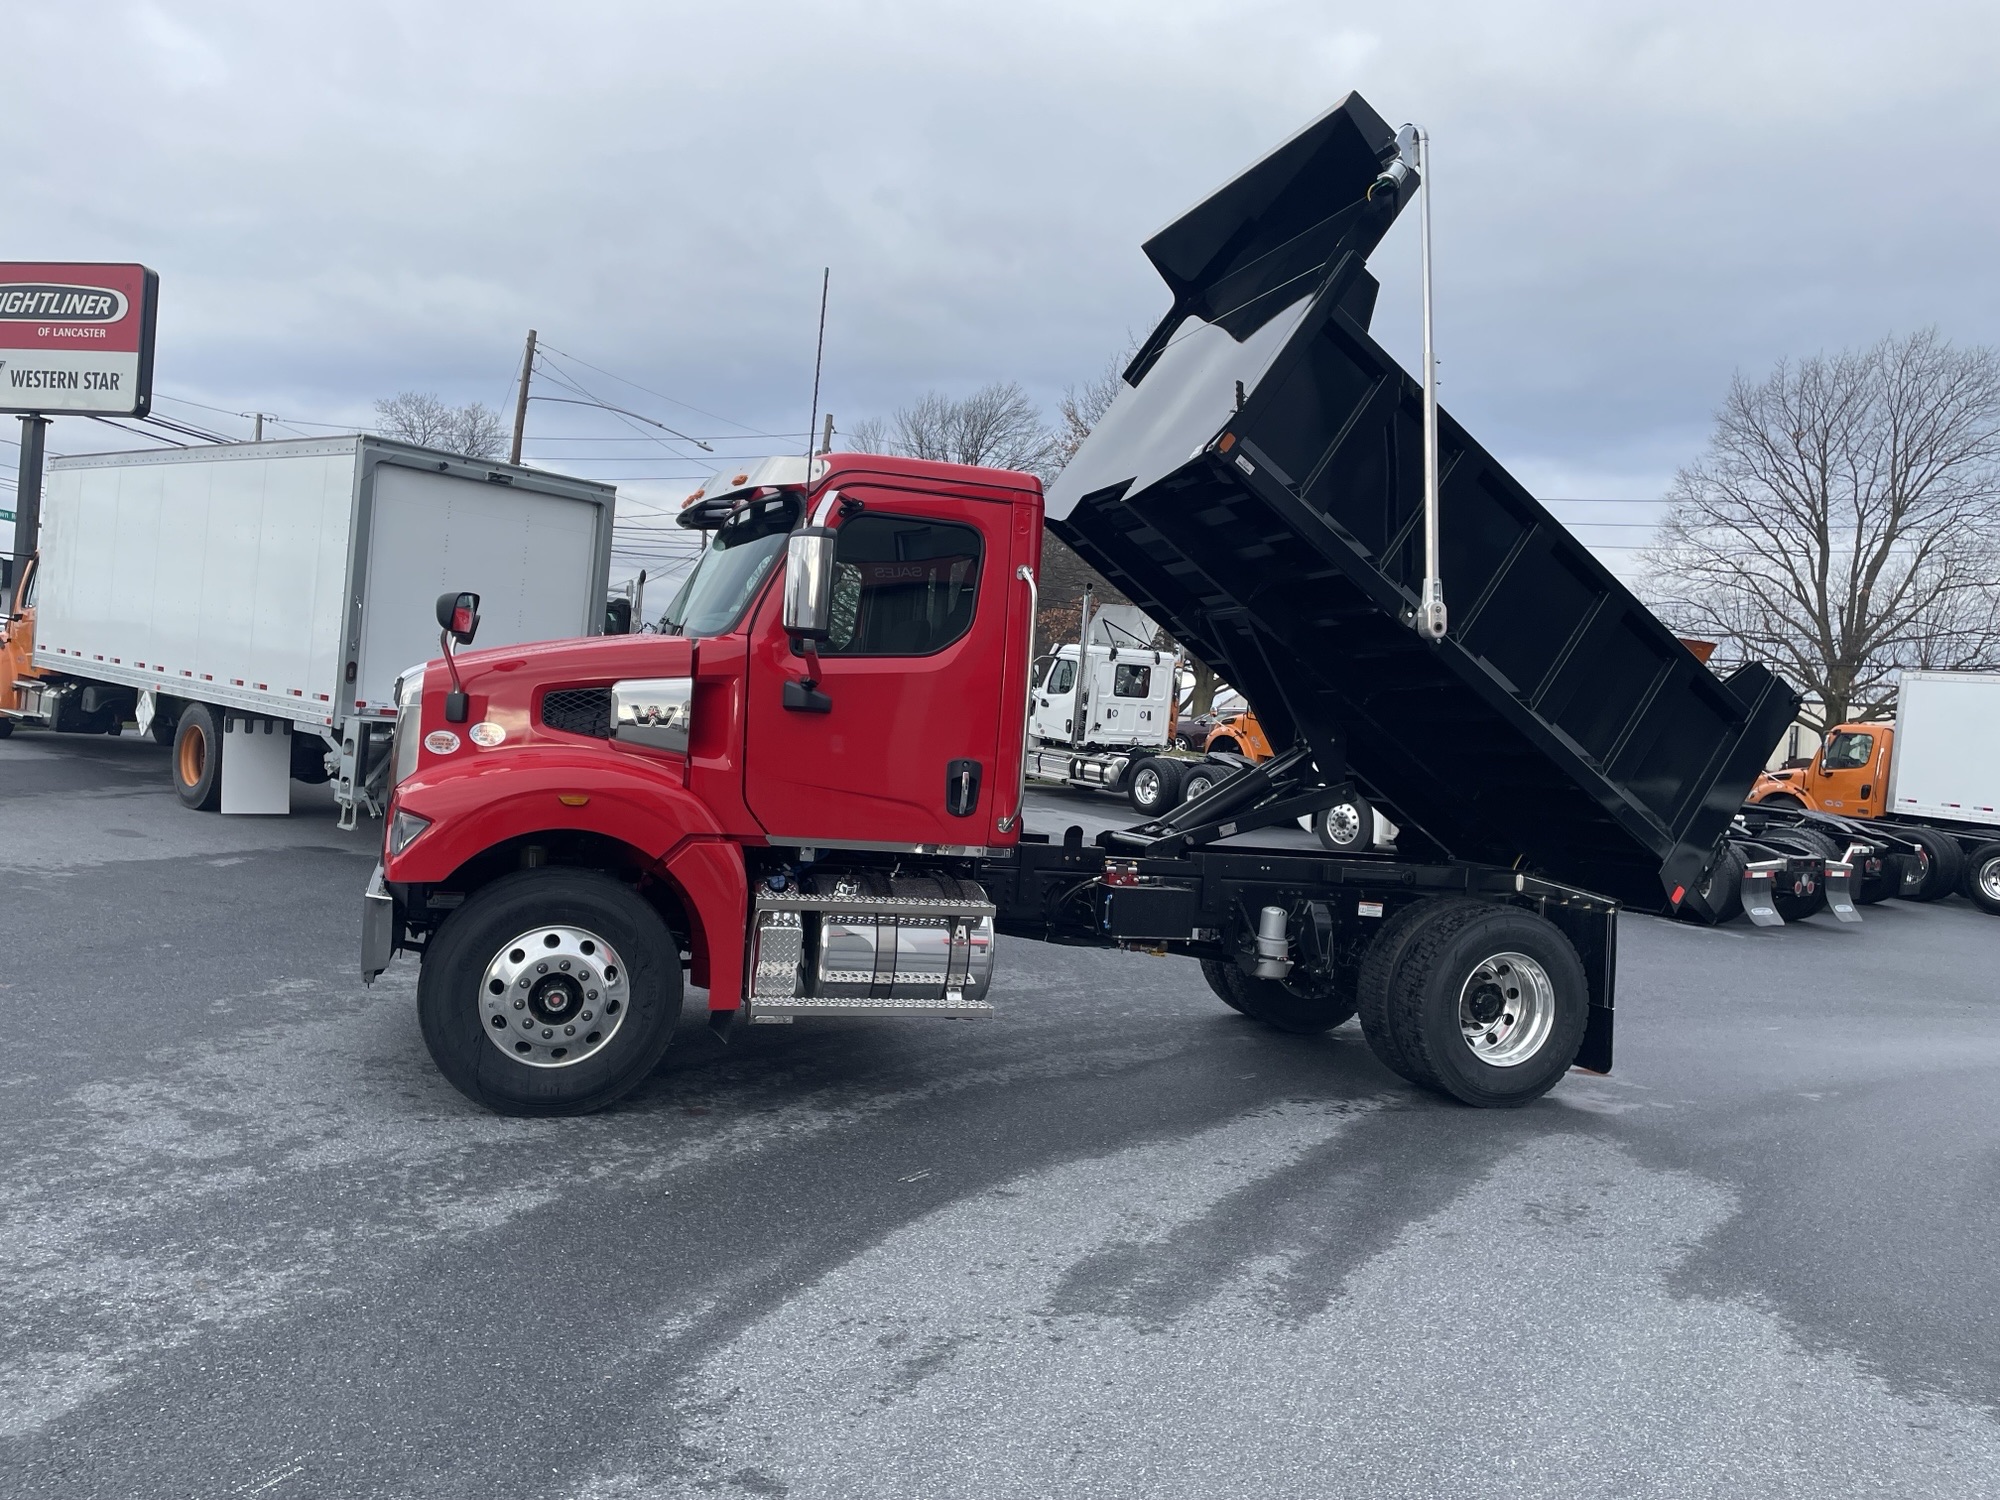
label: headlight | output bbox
[392,664,427,785]
[388,807,432,856]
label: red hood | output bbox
[443,631,693,685]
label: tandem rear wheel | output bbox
[1201,958,1358,1033]
[418,868,683,1115]
[1356,898,1588,1107]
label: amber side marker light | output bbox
[558,793,590,807]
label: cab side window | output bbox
[1113,663,1151,698]
[1046,658,1076,695]
[822,514,983,657]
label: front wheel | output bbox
[418,869,683,1115]
[1364,901,1588,1107]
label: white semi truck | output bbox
[1,436,615,825]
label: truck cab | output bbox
[0,553,48,737]
[1750,723,1895,818]
[1027,639,1175,750]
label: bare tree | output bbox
[886,382,1054,479]
[1641,329,2000,731]
[374,391,507,459]
[1051,354,1126,472]
[844,415,893,454]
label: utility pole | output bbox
[11,414,48,579]
[820,413,834,455]
[509,328,537,466]
[253,412,265,441]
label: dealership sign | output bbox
[0,262,158,417]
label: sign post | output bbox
[0,262,160,565]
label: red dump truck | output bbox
[362,95,1798,1116]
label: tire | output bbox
[0,719,12,739]
[1314,792,1374,853]
[418,868,683,1116]
[1199,958,1246,1014]
[1356,897,1488,1084]
[1854,846,1898,905]
[148,707,177,746]
[1127,756,1183,816]
[290,732,333,785]
[1901,826,1963,902]
[1181,767,1220,805]
[1960,841,2000,916]
[103,718,123,736]
[1371,901,1589,1107]
[172,703,224,811]
[1227,966,1359,1033]
[1681,845,1745,925]
[1770,867,1827,923]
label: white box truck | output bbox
[0,436,614,823]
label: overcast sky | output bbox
[6,0,1998,587]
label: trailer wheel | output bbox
[172,704,224,811]
[418,868,682,1116]
[148,703,178,746]
[1902,827,1963,902]
[1960,842,2000,916]
[1181,767,1219,804]
[1199,958,1246,1013]
[1314,792,1374,852]
[1374,902,1588,1107]
[1128,757,1183,815]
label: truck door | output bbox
[744,487,1011,847]
[1031,653,1077,742]
[1814,727,1878,813]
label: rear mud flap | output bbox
[1823,861,1861,923]
[1740,860,1785,926]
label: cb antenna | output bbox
[804,267,830,478]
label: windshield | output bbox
[661,493,801,637]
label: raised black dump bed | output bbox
[1047,93,1797,912]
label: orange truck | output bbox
[1204,709,1272,760]
[1746,672,2000,914]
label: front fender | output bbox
[386,747,726,883]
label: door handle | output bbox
[945,758,982,817]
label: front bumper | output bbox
[362,862,399,985]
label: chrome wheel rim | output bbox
[480,924,629,1068]
[1322,802,1364,848]
[1458,951,1555,1068]
[1980,857,2000,902]
[1134,767,1162,805]
[1185,775,1214,800]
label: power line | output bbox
[535,341,787,437]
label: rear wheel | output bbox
[1366,901,1588,1107]
[1681,845,1746,925]
[1127,756,1183,816]
[419,868,682,1115]
[1901,827,1963,902]
[1199,958,1245,1013]
[1210,959,1356,1033]
[172,703,223,811]
[1181,766,1220,805]
[1960,842,2000,916]
[1314,792,1374,853]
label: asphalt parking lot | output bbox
[3,730,1999,1499]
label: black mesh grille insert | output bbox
[541,687,613,738]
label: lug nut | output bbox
[581,1011,592,1022]
[564,1026,575,1036]
[513,999,525,1010]
[542,1028,553,1038]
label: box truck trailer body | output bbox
[14,436,614,818]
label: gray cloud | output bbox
[7,0,1998,581]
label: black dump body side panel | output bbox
[1046,93,1798,909]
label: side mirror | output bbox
[604,597,633,636]
[436,591,481,646]
[782,529,836,640]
